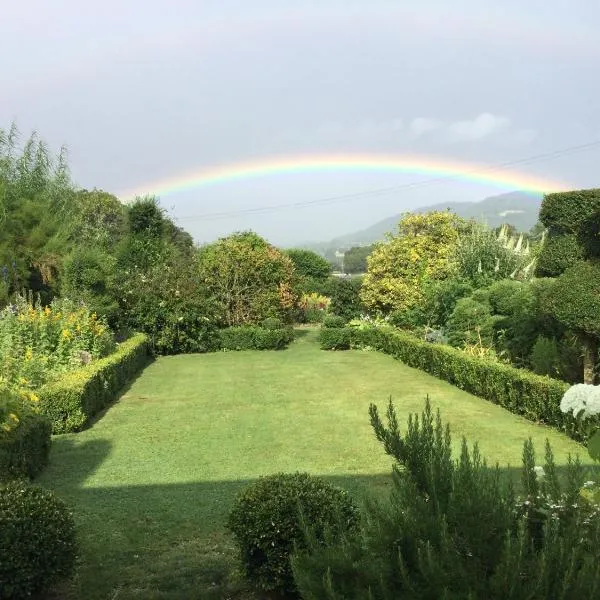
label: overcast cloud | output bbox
[1,0,599,245]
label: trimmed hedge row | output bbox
[38,333,151,434]
[219,326,295,351]
[319,327,352,350]
[0,411,52,482]
[341,326,589,442]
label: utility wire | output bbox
[173,139,600,222]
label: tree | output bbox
[343,245,373,274]
[545,261,600,383]
[536,189,600,382]
[285,249,331,281]
[361,211,462,314]
[199,231,296,326]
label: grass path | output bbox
[39,328,593,599]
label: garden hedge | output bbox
[343,326,592,442]
[38,333,150,434]
[219,326,295,351]
[0,411,52,481]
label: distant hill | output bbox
[301,191,542,254]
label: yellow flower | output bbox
[19,377,28,386]
[8,413,19,423]
[44,306,51,316]
[25,348,33,361]
[2,423,11,432]
[62,328,72,339]
[29,393,39,403]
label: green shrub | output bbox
[261,317,283,330]
[350,326,595,441]
[0,481,77,599]
[227,472,360,595]
[219,326,294,351]
[326,276,364,320]
[536,233,585,277]
[319,327,352,350]
[445,297,497,348]
[322,315,346,328]
[530,335,561,378]
[293,398,600,599]
[539,189,600,235]
[38,333,150,434]
[0,409,51,481]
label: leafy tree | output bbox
[342,245,373,274]
[361,211,462,314]
[536,189,600,382]
[325,276,364,320]
[199,231,296,326]
[61,247,119,324]
[545,261,600,383]
[0,125,73,302]
[285,248,331,292]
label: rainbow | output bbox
[118,154,568,203]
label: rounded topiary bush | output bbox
[227,472,360,595]
[0,481,77,599]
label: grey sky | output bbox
[2,0,599,245]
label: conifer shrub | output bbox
[292,398,600,599]
[0,481,77,599]
[227,472,359,595]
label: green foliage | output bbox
[38,333,150,433]
[546,261,600,338]
[61,246,119,323]
[539,189,600,235]
[116,250,220,355]
[0,126,73,302]
[361,211,462,314]
[326,276,364,320]
[285,249,331,281]
[530,336,561,378]
[342,245,373,274]
[293,399,600,599]
[0,387,51,481]
[536,233,585,277]
[0,294,116,393]
[322,315,346,328]
[0,481,77,599]
[446,297,497,348]
[227,472,360,595]
[199,232,296,326]
[261,316,283,330]
[296,292,331,323]
[420,277,473,328]
[318,327,352,350]
[349,325,594,441]
[219,326,294,351]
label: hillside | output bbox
[301,191,542,253]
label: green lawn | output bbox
[39,328,594,599]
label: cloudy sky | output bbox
[2,0,599,245]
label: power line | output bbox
[173,139,600,222]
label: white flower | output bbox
[560,384,600,420]
[583,481,596,489]
[534,466,545,480]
